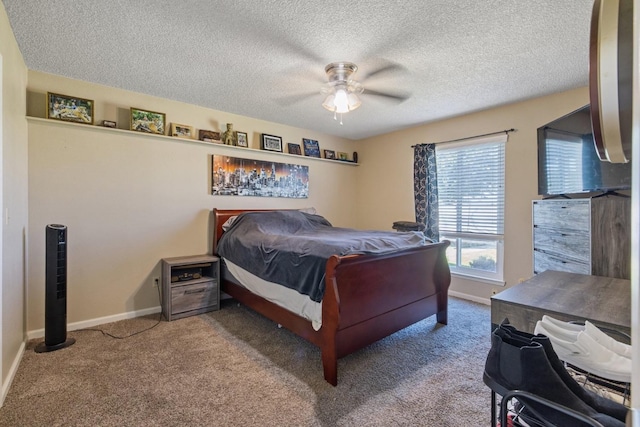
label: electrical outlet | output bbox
[152,277,159,288]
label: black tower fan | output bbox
[35,224,75,353]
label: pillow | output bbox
[221,216,238,231]
[223,209,317,231]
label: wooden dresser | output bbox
[532,197,630,279]
[491,270,630,336]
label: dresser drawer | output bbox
[534,251,590,275]
[171,280,218,315]
[533,200,590,232]
[533,229,590,263]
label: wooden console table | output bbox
[491,270,630,336]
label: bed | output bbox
[211,208,451,386]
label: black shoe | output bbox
[499,321,628,422]
[484,328,625,427]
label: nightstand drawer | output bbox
[171,280,218,315]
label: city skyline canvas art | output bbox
[211,155,309,198]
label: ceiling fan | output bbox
[319,62,410,124]
[277,61,410,125]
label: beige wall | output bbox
[26,71,359,332]
[355,87,590,300]
[0,1,29,403]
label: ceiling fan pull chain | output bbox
[339,113,343,125]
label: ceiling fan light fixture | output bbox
[320,62,363,118]
[347,92,362,110]
[322,91,361,114]
[322,93,336,111]
[334,88,349,113]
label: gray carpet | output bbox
[0,297,492,426]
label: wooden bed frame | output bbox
[211,208,451,386]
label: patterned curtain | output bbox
[413,144,439,241]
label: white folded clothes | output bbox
[534,319,631,383]
[541,315,632,359]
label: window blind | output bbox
[436,135,506,235]
[544,131,583,194]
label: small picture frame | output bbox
[287,143,301,155]
[102,120,116,128]
[236,131,248,147]
[338,152,349,161]
[261,133,283,152]
[324,149,336,160]
[303,138,320,157]
[198,129,221,143]
[170,123,194,139]
[130,107,165,135]
[47,92,94,125]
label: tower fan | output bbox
[35,224,75,353]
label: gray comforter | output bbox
[217,210,428,302]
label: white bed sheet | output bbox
[223,258,323,331]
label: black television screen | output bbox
[537,105,631,196]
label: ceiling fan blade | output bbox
[361,63,407,80]
[215,4,324,64]
[363,89,410,102]
[275,91,319,106]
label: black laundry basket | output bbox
[392,221,424,232]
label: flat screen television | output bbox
[537,105,631,197]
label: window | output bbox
[436,134,506,282]
[544,131,583,195]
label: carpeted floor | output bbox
[0,297,492,426]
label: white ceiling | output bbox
[3,0,594,140]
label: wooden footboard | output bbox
[321,242,450,385]
[211,208,451,386]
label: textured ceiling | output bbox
[3,0,594,140]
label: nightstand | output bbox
[161,255,220,321]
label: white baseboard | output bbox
[449,290,491,306]
[1,340,25,407]
[26,305,162,340]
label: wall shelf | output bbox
[26,116,359,166]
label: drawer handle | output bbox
[185,288,206,295]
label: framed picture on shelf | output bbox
[303,138,320,157]
[338,152,349,161]
[198,129,221,143]
[324,149,336,160]
[261,133,283,152]
[130,107,166,135]
[46,92,94,125]
[287,143,301,155]
[236,131,248,147]
[170,123,194,138]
